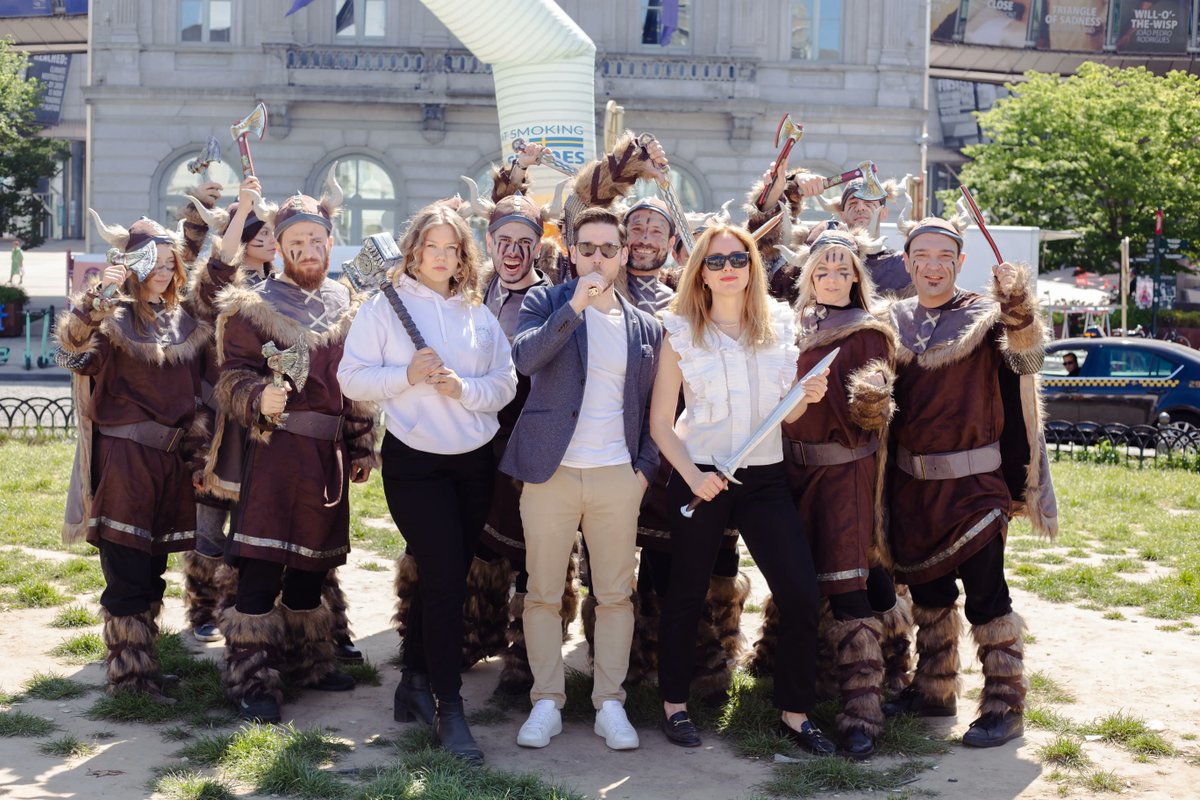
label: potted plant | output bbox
[0,285,29,337]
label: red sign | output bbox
[1156,208,1163,235]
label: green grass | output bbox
[0,441,80,551]
[22,672,93,700]
[357,560,388,572]
[348,477,403,556]
[1029,671,1076,705]
[151,769,237,800]
[1006,463,1200,621]
[11,580,70,608]
[762,757,932,798]
[466,705,510,726]
[87,632,228,724]
[186,723,352,798]
[38,733,98,758]
[0,709,58,737]
[49,632,106,664]
[1038,735,1090,769]
[50,605,100,628]
[1081,711,1175,757]
[340,659,381,687]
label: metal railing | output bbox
[1044,419,1200,466]
[0,396,76,439]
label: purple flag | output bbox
[658,0,679,46]
[286,0,317,17]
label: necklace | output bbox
[713,319,740,328]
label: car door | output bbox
[1041,347,1086,422]
[1078,345,1173,425]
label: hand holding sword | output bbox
[681,347,838,517]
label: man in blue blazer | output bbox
[500,206,662,751]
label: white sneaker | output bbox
[517,698,562,748]
[594,700,639,750]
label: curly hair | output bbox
[392,203,483,305]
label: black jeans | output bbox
[234,558,327,615]
[98,540,167,617]
[381,432,495,699]
[658,462,820,712]
[907,532,1012,626]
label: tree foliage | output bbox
[0,39,68,249]
[948,63,1200,274]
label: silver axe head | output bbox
[262,339,310,395]
[342,232,402,293]
[106,240,160,282]
[186,137,222,183]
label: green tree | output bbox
[944,63,1200,274]
[0,39,68,249]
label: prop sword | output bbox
[511,138,578,177]
[681,347,840,518]
[958,185,1003,265]
[636,133,695,254]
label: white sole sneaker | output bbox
[517,715,562,748]
[593,719,639,750]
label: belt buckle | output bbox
[165,428,183,453]
[333,415,344,442]
[914,453,927,481]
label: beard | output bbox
[627,244,668,273]
[282,251,329,291]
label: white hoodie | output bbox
[338,274,517,455]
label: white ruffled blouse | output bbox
[662,300,799,467]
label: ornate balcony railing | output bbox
[598,55,756,82]
[276,45,491,74]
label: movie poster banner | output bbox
[931,0,963,41]
[964,0,1034,47]
[1036,0,1109,51]
[1115,0,1190,53]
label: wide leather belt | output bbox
[786,437,879,467]
[99,421,185,453]
[896,441,1001,481]
[279,410,344,441]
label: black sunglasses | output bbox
[702,251,751,271]
[576,242,622,258]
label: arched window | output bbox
[158,152,240,226]
[312,155,399,246]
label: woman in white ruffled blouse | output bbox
[648,223,833,755]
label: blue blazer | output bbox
[500,280,662,485]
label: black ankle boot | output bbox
[962,710,1024,748]
[394,670,437,727]
[435,698,484,765]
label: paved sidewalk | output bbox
[1,239,88,383]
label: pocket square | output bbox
[641,343,654,357]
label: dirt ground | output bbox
[1,546,1198,800]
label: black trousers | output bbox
[381,432,495,699]
[828,565,900,621]
[907,532,1012,626]
[659,462,819,712]
[234,558,327,615]
[98,540,167,617]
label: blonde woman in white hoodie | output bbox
[338,203,516,765]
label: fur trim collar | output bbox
[100,303,212,366]
[215,275,358,351]
[891,292,999,370]
[797,308,897,356]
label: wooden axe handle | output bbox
[755,138,799,209]
[236,135,255,178]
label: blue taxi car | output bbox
[1042,338,1200,427]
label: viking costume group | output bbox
[61,115,1056,765]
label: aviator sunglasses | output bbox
[702,251,750,271]
[575,242,622,258]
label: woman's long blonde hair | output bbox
[668,223,775,348]
[393,203,483,304]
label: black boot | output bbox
[881,685,957,718]
[963,710,1024,748]
[434,698,484,765]
[394,670,436,727]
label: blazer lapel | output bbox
[571,282,588,369]
[618,293,640,410]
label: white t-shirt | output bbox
[561,305,632,468]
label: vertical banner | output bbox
[1115,0,1190,53]
[964,0,1034,47]
[25,53,71,127]
[1135,276,1154,309]
[931,0,963,40]
[1035,0,1109,51]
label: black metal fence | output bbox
[1044,420,1200,467]
[0,396,76,439]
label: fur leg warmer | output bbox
[831,617,886,738]
[496,592,535,696]
[744,593,780,677]
[102,605,164,697]
[221,606,284,705]
[182,551,223,631]
[280,603,337,688]
[625,587,659,686]
[321,568,354,645]
[460,556,513,669]
[972,612,1028,716]
[911,603,962,707]
[879,584,915,695]
[392,552,419,639]
[561,541,580,638]
[691,572,751,703]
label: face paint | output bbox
[496,236,536,285]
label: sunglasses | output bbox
[702,251,750,271]
[576,242,622,258]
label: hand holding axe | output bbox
[756,113,804,209]
[818,160,887,199]
[261,339,309,427]
[230,102,268,179]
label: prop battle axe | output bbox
[756,113,805,209]
[231,102,268,178]
[820,160,886,200]
[261,339,309,427]
[186,137,222,183]
[343,233,430,351]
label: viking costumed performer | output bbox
[781,229,897,758]
[339,203,515,765]
[881,214,1057,748]
[182,175,275,644]
[57,212,211,699]
[649,223,833,755]
[212,189,376,723]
